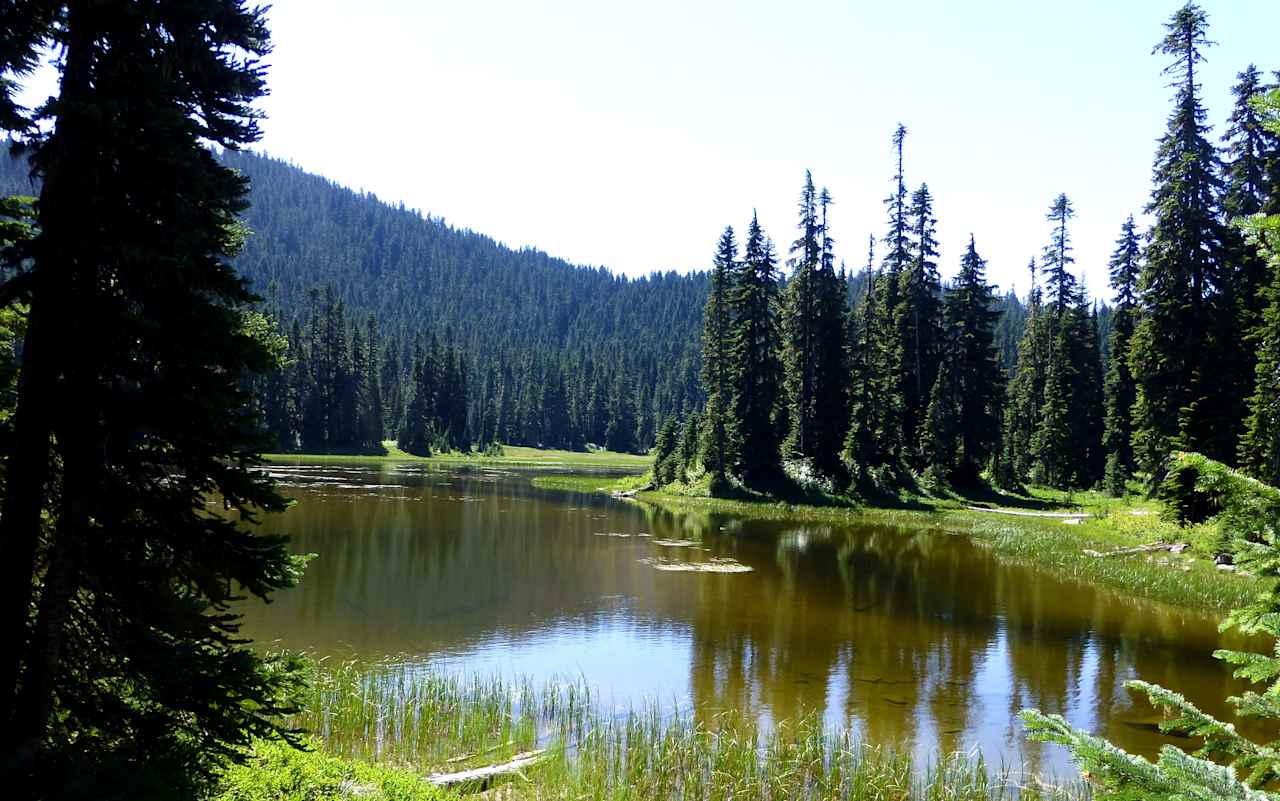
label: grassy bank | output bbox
[240,661,1082,801]
[537,472,1263,612]
[262,442,651,470]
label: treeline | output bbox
[658,7,1280,494]
[252,287,656,455]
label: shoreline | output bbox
[535,472,1264,614]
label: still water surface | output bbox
[239,461,1268,776]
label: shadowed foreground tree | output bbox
[0,2,306,798]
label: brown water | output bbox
[239,461,1270,776]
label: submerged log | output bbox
[426,750,545,790]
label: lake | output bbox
[239,461,1267,777]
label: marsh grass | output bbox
[288,661,1085,800]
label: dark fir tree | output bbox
[844,236,881,479]
[813,187,850,471]
[729,212,782,484]
[1103,216,1142,494]
[0,3,305,795]
[700,226,736,484]
[999,259,1048,487]
[896,182,944,466]
[1130,2,1231,471]
[933,236,1002,486]
[783,166,844,468]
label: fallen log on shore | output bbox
[1082,542,1186,558]
[612,483,654,498]
[964,506,1087,519]
[426,750,545,790]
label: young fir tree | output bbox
[1239,90,1280,485]
[936,236,1002,486]
[0,2,307,794]
[729,212,782,484]
[896,182,945,466]
[700,226,736,485]
[1130,2,1231,472]
[1103,216,1142,494]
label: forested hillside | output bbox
[0,147,709,453]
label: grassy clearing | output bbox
[277,661,1082,801]
[262,442,651,470]
[540,471,1261,612]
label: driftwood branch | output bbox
[426,750,545,790]
[964,506,1086,519]
[1082,543,1185,558]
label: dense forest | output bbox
[0,149,1070,457]
[654,9,1280,495]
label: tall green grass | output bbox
[287,661,1086,800]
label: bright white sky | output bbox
[15,1,1280,297]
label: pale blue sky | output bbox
[16,1,1280,296]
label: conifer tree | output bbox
[398,342,433,456]
[813,187,850,470]
[844,237,881,479]
[1000,259,1049,486]
[0,2,305,793]
[1103,216,1142,493]
[858,126,914,473]
[896,183,944,464]
[1239,90,1280,485]
[675,410,702,481]
[361,315,385,450]
[1131,2,1231,471]
[604,372,638,454]
[940,236,1002,485]
[1040,194,1078,319]
[780,172,842,472]
[700,226,736,484]
[652,415,680,486]
[729,212,782,484]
